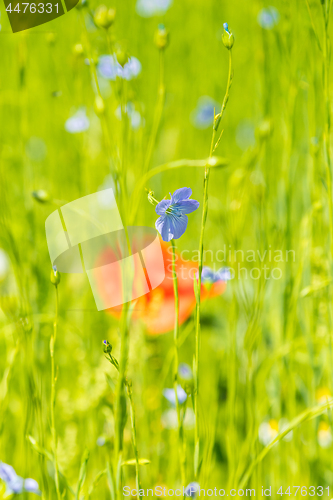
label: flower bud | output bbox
[147,190,159,206]
[222,23,234,50]
[46,32,56,45]
[103,339,112,354]
[50,265,61,286]
[154,24,169,50]
[256,119,272,140]
[115,47,129,67]
[73,43,84,57]
[94,95,105,115]
[32,189,50,203]
[94,5,116,29]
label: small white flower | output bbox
[0,249,9,280]
[98,55,141,81]
[258,419,278,446]
[318,422,332,448]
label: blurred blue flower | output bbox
[257,7,279,29]
[185,482,200,498]
[97,436,106,446]
[191,96,220,129]
[98,55,141,81]
[163,385,187,406]
[136,0,172,17]
[115,102,142,129]
[65,109,89,133]
[155,187,199,242]
[178,363,193,381]
[201,266,231,283]
[0,462,41,496]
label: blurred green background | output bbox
[1,0,333,497]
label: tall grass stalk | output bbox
[105,348,141,499]
[50,285,61,500]
[113,302,129,499]
[171,239,186,486]
[143,47,166,175]
[194,48,233,479]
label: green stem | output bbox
[143,49,165,175]
[171,239,186,486]
[321,0,333,401]
[193,49,233,479]
[50,286,61,500]
[126,383,141,498]
[114,300,130,500]
[107,352,141,500]
[130,48,166,223]
[79,10,118,197]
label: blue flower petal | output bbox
[0,463,17,484]
[155,215,172,242]
[98,55,119,80]
[171,187,192,204]
[65,110,89,133]
[178,363,193,380]
[169,214,188,239]
[163,385,187,405]
[185,482,200,498]
[201,267,215,282]
[217,267,232,281]
[174,199,200,214]
[122,57,142,80]
[155,199,171,215]
[8,477,24,494]
[24,478,41,495]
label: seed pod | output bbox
[94,5,116,29]
[94,95,105,115]
[115,47,129,67]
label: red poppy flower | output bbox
[94,239,226,335]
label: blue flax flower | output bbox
[185,482,200,498]
[0,462,41,496]
[178,363,193,381]
[257,7,279,29]
[65,109,89,133]
[191,96,219,129]
[163,385,187,406]
[201,266,231,283]
[136,0,172,17]
[155,187,199,242]
[98,55,141,81]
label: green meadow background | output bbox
[1,0,333,497]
